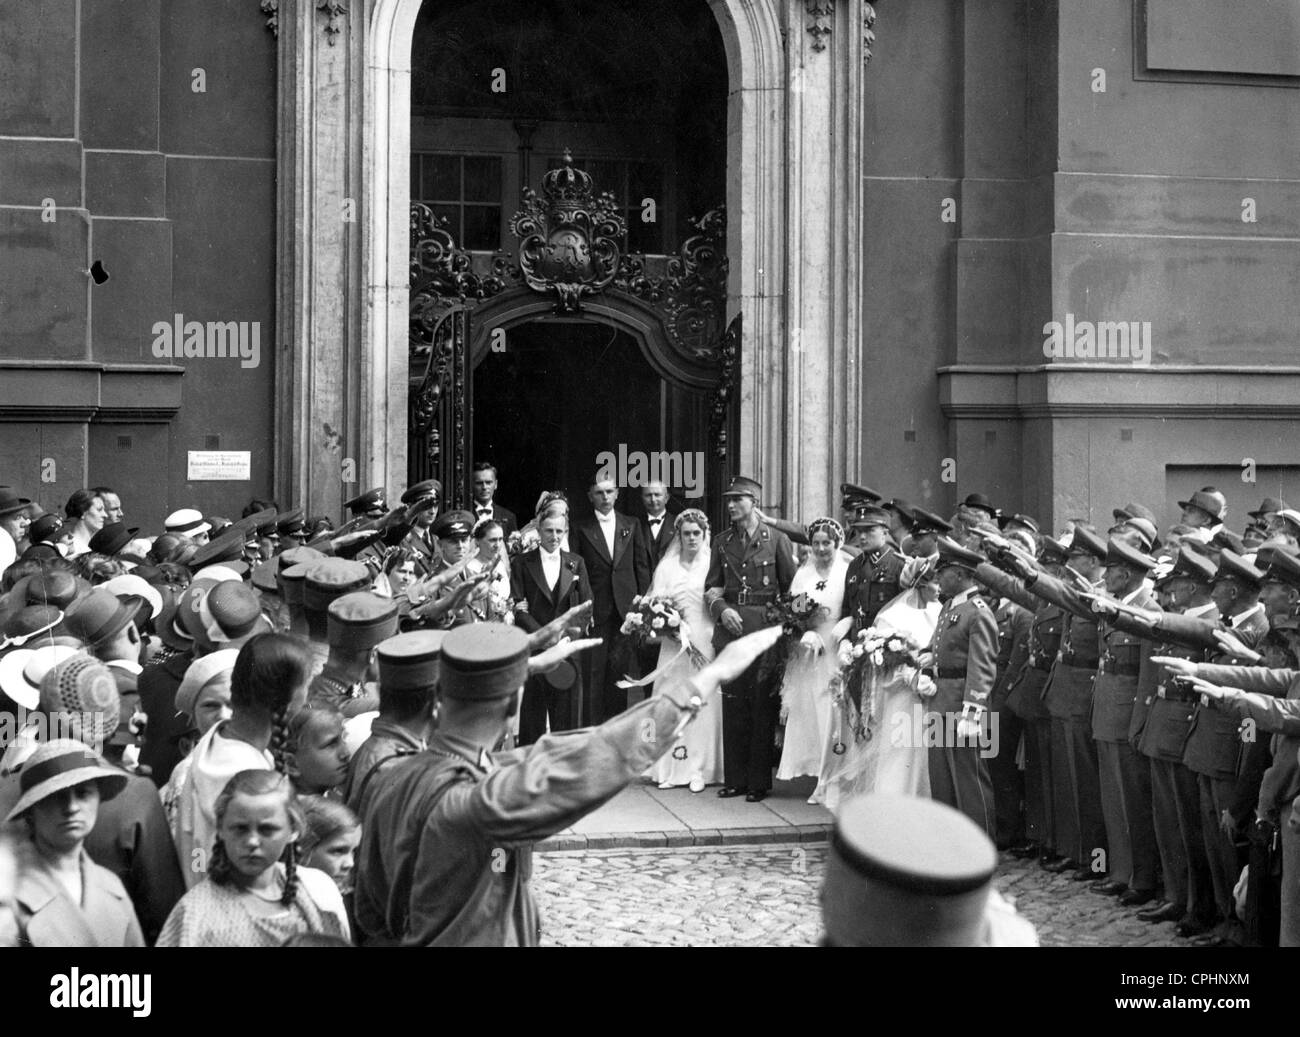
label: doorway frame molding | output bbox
[276,0,870,520]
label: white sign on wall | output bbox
[187,451,251,481]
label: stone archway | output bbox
[275,0,873,522]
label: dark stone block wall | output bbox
[0,0,277,532]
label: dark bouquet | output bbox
[831,627,930,744]
[764,591,829,638]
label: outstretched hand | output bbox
[1150,655,1197,677]
[528,600,594,652]
[688,625,783,702]
[1213,629,1261,663]
[528,636,603,675]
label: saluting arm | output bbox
[974,562,1038,612]
[1193,664,1300,736]
[757,511,809,546]
[1148,611,1218,651]
[1022,569,1094,622]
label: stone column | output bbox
[274,0,379,516]
[782,0,868,520]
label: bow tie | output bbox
[649,517,664,528]
[475,505,492,516]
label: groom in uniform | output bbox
[704,476,798,802]
[842,505,904,638]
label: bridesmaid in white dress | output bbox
[645,509,722,792]
[776,517,848,802]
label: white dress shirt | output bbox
[596,510,616,557]
[540,547,561,592]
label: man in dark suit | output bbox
[574,475,652,724]
[640,480,676,568]
[471,462,517,537]
[510,510,593,743]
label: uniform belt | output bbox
[1161,686,1199,703]
[1060,653,1099,669]
[1099,660,1140,677]
[937,667,966,679]
[729,590,778,606]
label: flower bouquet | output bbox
[832,627,925,743]
[761,591,831,689]
[506,528,538,558]
[617,594,706,688]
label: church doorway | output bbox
[472,318,710,524]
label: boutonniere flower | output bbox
[566,560,579,573]
[620,527,630,538]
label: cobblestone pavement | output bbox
[534,845,1191,947]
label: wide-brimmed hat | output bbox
[164,508,210,538]
[3,739,127,822]
[1177,488,1227,522]
[0,644,80,710]
[63,589,136,648]
[99,574,163,625]
[88,522,140,556]
[0,605,66,651]
[1249,497,1288,519]
[0,487,33,518]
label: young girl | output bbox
[287,706,351,796]
[156,770,350,946]
[4,739,144,947]
[173,634,312,886]
[298,796,360,891]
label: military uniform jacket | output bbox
[1150,604,1269,779]
[1125,602,1217,762]
[704,523,798,650]
[1024,570,1102,722]
[991,598,1033,713]
[354,694,689,947]
[1194,664,1300,820]
[843,546,905,637]
[927,587,999,714]
[1092,587,1160,744]
[973,563,1056,720]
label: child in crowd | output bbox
[287,706,351,797]
[157,769,349,946]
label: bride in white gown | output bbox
[820,556,941,813]
[776,517,848,803]
[641,509,722,791]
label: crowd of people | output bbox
[0,464,1296,947]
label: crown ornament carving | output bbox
[509,150,626,313]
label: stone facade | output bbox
[3,0,1298,532]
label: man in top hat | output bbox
[973,532,1070,864]
[841,505,904,639]
[354,621,780,946]
[470,462,517,538]
[923,537,998,838]
[994,525,1110,878]
[510,507,592,743]
[344,630,444,819]
[821,793,1037,946]
[575,474,652,725]
[163,508,211,545]
[956,493,999,532]
[1177,488,1227,544]
[308,592,399,718]
[704,476,797,802]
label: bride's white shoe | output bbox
[689,776,705,793]
[658,781,676,790]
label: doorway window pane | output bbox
[463,156,502,202]
[462,206,501,250]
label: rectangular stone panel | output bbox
[159,0,276,159]
[1146,0,1300,78]
[0,139,81,208]
[85,150,167,218]
[89,217,173,363]
[0,0,76,137]
[81,0,161,149]
[88,421,172,532]
[0,421,87,516]
[0,208,89,359]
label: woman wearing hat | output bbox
[0,487,33,564]
[4,739,145,946]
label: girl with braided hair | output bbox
[156,770,349,946]
[172,634,312,888]
[286,706,351,796]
